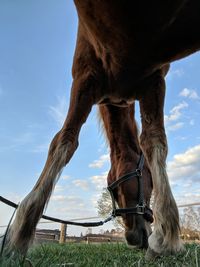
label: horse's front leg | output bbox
[139,74,183,259]
[5,75,99,255]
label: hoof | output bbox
[0,235,24,259]
[145,247,160,260]
[145,242,185,260]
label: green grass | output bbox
[0,242,199,267]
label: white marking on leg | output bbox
[8,143,72,253]
[148,145,183,254]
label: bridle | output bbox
[107,153,153,223]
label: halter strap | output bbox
[107,153,145,191]
[107,171,140,191]
[136,153,145,172]
[107,153,153,223]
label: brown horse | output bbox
[4,0,200,259]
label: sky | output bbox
[0,1,200,236]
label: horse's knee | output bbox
[48,130,79,166]
[140,129,167,169]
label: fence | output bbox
[0,195,200,244]
[0,195,112,243]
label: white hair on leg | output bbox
[146,145,183,256]
[7,142,74,254]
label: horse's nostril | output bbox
[125,229,148,249]
[125,230,140,246]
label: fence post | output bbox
[59,223,67,244]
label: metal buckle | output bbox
[112,209,117,217]
[135,169,142,177]
[136,205,146,214]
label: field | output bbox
[0,242,199,267]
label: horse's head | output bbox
[107,157,153,249]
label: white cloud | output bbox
[54,185,65,192]
[166,68,184,80]
[181,180,193,188]
[174,136,188,141]
[49,96,68,127]
[61,175,71,180]
[72,179,89,191]
[167,122,184,131]
[167,144,200,182]
[44,194,90,229]
[47,193,91,216]
[51,194,82,205]
[167,145,200,206]
[165,101,188,123]
[0,132,35,152]
[90,171,108,191]
[32,143,49,153]
[190,119,195,126]
[164,101,188,131]
[179,88,190,97]
[179,88,200,100]
[51,195,67,201]
[90,194,102,209]
[176,193,200,206]
[89,154,110,169]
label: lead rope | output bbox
[0,206,16,257]
[0,196,114,228]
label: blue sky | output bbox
[0,1,199,235]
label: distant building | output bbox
[35,229,60,244]
[34,227,124,244]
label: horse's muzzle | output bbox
[125,228,149,249]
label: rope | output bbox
[0,196,113,227]
[0,206,16,256]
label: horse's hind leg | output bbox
[6,75,98,254]
[139,72,183,258]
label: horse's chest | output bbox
[97,70,140,106]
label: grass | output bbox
[0,242,199,267]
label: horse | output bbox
[3,0,200,260]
